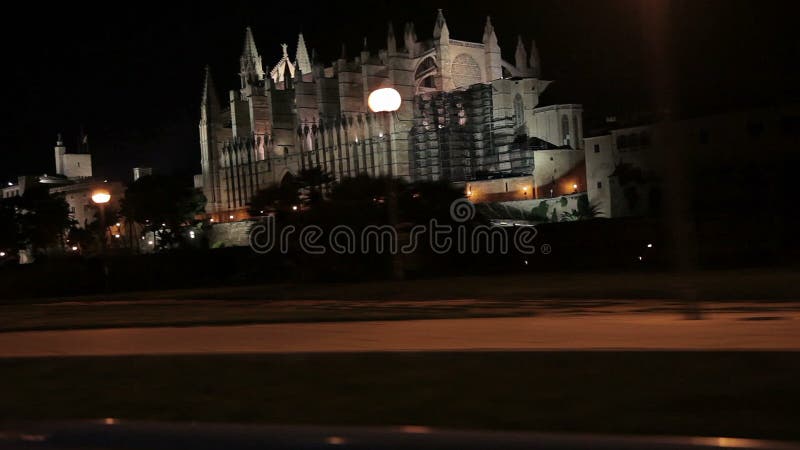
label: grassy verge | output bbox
[8,268,800,305]
[0,300,541,332]
[2,352,798,440]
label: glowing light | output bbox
[325,436,346,445]
[292,205,298,211]
[148,240,154,245]
[573,183,578,189]
[638,256,643,261]
[466,190,472,196]
[189,231,195,239]
[91,190,111,204]
[401,426,432,434]
[367,87,402,113]
[210,218,214,222]
[114,234,120,238]
[6,182,11,186]
[647,243,653,248]
[229,215,234,219]
[115,222,121,227]
[71,246,78,251]
[0,251,5,257]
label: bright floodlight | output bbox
[368,88,401,113]
[91,190,111,204]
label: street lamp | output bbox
[91,191,111,205]
[368,87,401,177]
[368,87,403,280]
[91,190,111,249]
[368,88,402,113]
[91,189,111,291]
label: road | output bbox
[1,304,798,356]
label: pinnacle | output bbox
[242,27,260,58]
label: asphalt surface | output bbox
[3,421,799,450]
[1,302,798,356]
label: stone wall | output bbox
[207,220,256,248]
[476,193,588,222]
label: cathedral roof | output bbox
[270,43,296,84]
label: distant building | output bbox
[196,10,585,221]
[1,135,127,229]
[132,167,152,181]
[49,181,124,228]
[54,134,92,179]
[584,105,800,218]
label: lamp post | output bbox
[91,189,111,291]
[368,87,403,280]
[368,87,402,176]
[91,190,111,250]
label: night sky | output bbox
[1,0,797,184]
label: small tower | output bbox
[482,16,502,81]
[54,133,66,175]
[361,36,370,62]
[432,8,449,40]
[200,65,222,208]
[295,33,311,75]
[515,35,528,72]
[386,22,397,55]
[433,9,452,90]
[239,27,265,92]
[403,22,417,58]
[529,39,542,77]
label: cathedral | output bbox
[196,10,584,220]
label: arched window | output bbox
[513,94,525,129]
[561,114,571,147]
[415,56,438,94]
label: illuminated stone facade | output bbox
[196,10,584,218]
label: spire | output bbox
[239,27,264,87]
[515,35,528,70]
[295,33,311,75]
[433,8,448,39]
[56,133,63,146]
[529,39,541,77]
[242,27,259,59]
[202,65,220,117]
[482,16,498,47]
[387,21,397,54]
[404,22,417,57]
